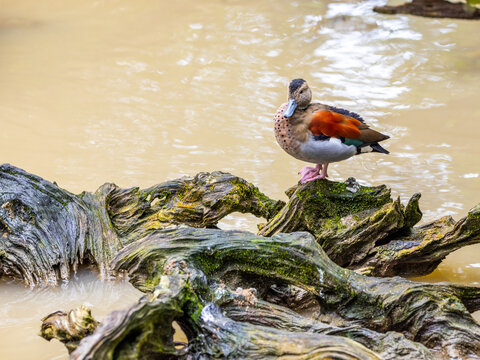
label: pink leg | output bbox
[299,163,329,184]
[320,162,329,178]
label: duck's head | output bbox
[283,78,312,117]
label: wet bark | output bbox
[259,178,480,277]
[374,0,480,20]
[0,164,282,285]
[1,163,479,358]
[50,227,480,359]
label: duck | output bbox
[274,79,390,184]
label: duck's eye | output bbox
[300,90,304,94]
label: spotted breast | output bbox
[274,103,302,158]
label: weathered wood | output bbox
[0,164,120,284]
[360,203,480,276]
[68,274,382,360]
[10,161,474,359]
[2,165,479,283]
[0,164,282,285]
[106,170,284,243]
[374,0,480,20]
[108,226,480,359]
[259,179,480,277]
[219,292,434,360]
[40,306,99,353]
[70,275,189,360]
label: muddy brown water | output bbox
[1,0,479,358]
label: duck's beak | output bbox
[283,98,297,117]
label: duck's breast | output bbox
[274,103,302,155]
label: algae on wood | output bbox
[1,164,479,359]
[0,164,281,285]
[46,226,480,359]
[259,179,480,277]
[68,272,382,360]
[2,164,479,283]
[40,306,99,353]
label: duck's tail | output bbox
[371,142,390,154]
[356,142,390,155]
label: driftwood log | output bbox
[45,227,480,359]
[0,164,479,358]
[1,164,478,284]
[258,179,480,277]
[374,0,480,20]
[0,164,282,285]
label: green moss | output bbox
[188,243,328,293]
[294,180,392,222]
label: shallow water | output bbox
[0,0,479,358]
[0,270,142,360]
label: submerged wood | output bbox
[57,226,479,359]
[373,0,480,20]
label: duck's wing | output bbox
[308,108,362,138]
[308,105,389,144]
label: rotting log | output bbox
[0,164,282,285]
[258,179,480,277]
[374,0,480,20]
[43,226,480,359]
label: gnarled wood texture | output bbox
[58,227,480,359]
[0,164,479,359]
[259,179,480,277]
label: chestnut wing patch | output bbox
[309,110,362,139]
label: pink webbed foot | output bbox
[298,164,321,177]
[299,173,326,184]
[298,164,321,183]
[299,163,329,184]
